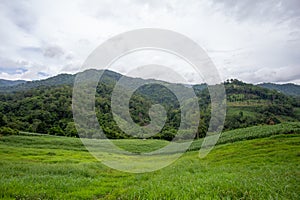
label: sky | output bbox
[0,0,299,84]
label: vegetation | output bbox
[188,122,300,151]
[259,82,300,97]
[0,72,299,140]
[0,123,299,199]
[0,79,26,87]
[0,65,299,199]
[0,127,18,136]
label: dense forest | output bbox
[0,70,299,140]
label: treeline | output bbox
[0,76,299,140]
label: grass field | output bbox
[1,123,300,199]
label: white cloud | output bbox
[0,0,299,84]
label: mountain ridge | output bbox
[258,82,300,97]
[0,79,27,87]
[0,70,299,139]
[1,70,300,98]
[0,70,300,97]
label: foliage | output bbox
[0,79,26,87]
[0,73,299,140]
[259,82,300,97]
[0,127,18,135]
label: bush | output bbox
[48,126,64,136]
[161,130,176,141]
[0,127,19,136]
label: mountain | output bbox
[258,83,300,97]
[0,79,27,87]
[0,69,138,93]
[0,74,74,93]
[0,72,299,140]
[3,71,299,97]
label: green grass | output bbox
[111,139,169,153]
[189,122,300,151]
[227,99,269,107]
[226,106,258,117]
[1,123,300,199]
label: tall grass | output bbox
[0,123,299,199]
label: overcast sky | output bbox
[0,0,299,84]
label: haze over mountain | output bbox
[0,79,27,87]
[258,83,300,97]
[0,70,299,97]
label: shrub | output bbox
[48,126,64,136]
[0,127,19,136]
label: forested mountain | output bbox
[0,71,299,140]
[258,83,300,97]
[0,74,74,93]
[0,70,136,93]
[0,79,26,87]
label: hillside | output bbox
[0,79,26,87]
[258,82,300,97]
[0,70,126,93]
[0,71,299,140]
[223,79,300,129]
[0,123,299,199]
[2,73,299,97]
[0,74,74,93]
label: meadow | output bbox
[0,123,300,199]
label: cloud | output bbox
[0,0,299,84]
[37,71,50,77]
[0,0,37,32]
[0,57,51,80]
[43,45,64,58]
[231,65,300,84]
[212,0,300,25]
[0,67,27,75]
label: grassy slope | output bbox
[0,123,300,199]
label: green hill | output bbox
[0,72,299,140]
[0,70,125,93]
[0,123,299,199]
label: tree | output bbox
[0,127,18,135]
[161,129,176,141]
[36,122,47,134]
[0,113,7,126]
[65,122,78,137]
[49,126,64,136]
[197,119,207,138]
